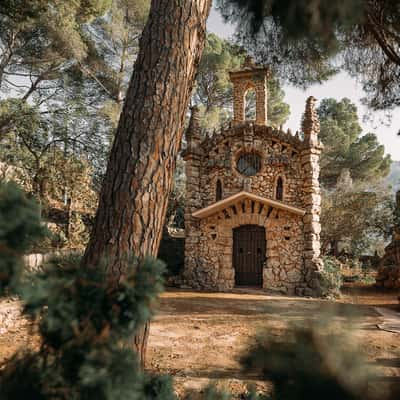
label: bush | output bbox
[0,253,177,400]
[0,181,47,295]
[22,254,166,345]
[320,256,343,297]
[241,322,372,400]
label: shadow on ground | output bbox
[148,287,400,397]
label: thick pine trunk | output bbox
[83,0,211,366]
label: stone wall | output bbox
[184,120,323,294]
[23,250,80,272]
[198,124,304,210]
[230,56,269,126]
[299,97,324,295]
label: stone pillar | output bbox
[300,96,324,296]
[232,81,246,124]
[255,77,267,126]
[303,96,320,147]
[182,106,203,285]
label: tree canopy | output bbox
[321,179,394,256]
[318,98,391,187]
[316,97,393,255]
[216,0,400,111]
[0,0,151,197]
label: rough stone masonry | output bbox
[183,57,324,296]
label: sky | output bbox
[207,7,400,161]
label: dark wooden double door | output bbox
[233,225,266,287]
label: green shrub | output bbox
[0,182,47,295]
[22,254,165,346]
[0,253,177,400]
[320,256,343,296]
[241,323,371,400]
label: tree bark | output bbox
[83,0,211,366]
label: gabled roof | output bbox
[192,191,306,219]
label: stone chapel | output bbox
[182,57,323,296]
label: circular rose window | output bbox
[236,152,262,176]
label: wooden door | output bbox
[233,225,265,287]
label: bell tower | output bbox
[229,56,269,126]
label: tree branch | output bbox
[366,12,400,67]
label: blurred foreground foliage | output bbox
[200,319,400,400]
[1,251,176,400]
[242,323,373,400]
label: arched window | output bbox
[276,177,284,200]
[244,88,256,120]
[216,179,223,201]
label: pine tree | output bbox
[216,0,400,111]
[317,98,391,188]
[82,0,212,366]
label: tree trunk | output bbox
[83,0,211,366]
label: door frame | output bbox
[232,224,266,287]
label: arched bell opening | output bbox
[244,87,256,121]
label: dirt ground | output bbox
[147,284,400,397]
[1,284,400,398]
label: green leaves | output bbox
[194,33,243,130]
[216,1,342,86]
[321,183,394,256]
[77,0,113,23]
[0,99,41,141]
[216,1,400,110]
[320,256,342,296]
[217,0,365,43]
[194,32,290,130]
[317,98,393,256]
[0,189,172,399]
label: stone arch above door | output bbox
[196,192,306,292]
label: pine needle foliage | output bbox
[23,254,165,347]
[1,253,176,400]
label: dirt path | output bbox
[148,286,400,396]
[1,285,399,397]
